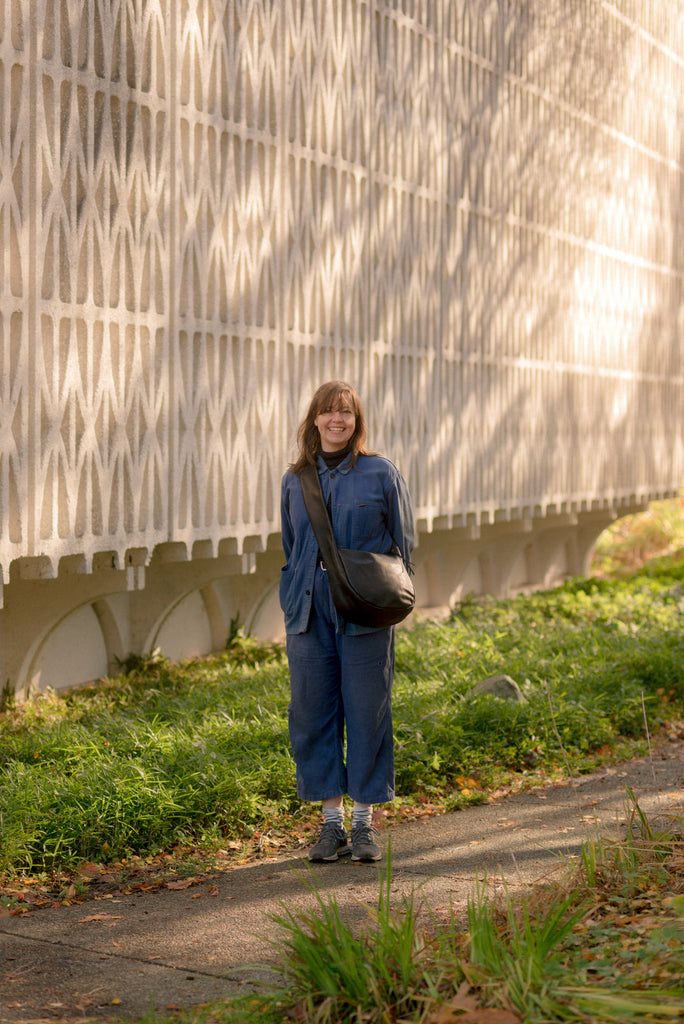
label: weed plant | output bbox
[0,554,683,876]
[266,848,464,1024]
[460,791,684,1023]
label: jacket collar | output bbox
[316,450,355,474]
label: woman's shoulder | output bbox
[355,452,402,476]
[281,465,300,488]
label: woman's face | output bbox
[314,397,356,452]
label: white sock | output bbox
[322,805,345,829]
[352,803,373,828]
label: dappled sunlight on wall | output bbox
[0,0,682,691]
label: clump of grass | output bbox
[266,847,464,1024]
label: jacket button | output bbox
[305,589,311,595]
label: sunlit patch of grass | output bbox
[591,490,684,577]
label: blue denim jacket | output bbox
[279,452,415,635]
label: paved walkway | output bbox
[2,740,683,1023]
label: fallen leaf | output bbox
[424,982,478,1021]
[663,894,684,915]
[424,984,521,1024]
[78,913,123,923]
[77,862,103,879]
[165,878,195,890]
[457,1012,521,1022]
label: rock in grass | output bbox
[473,674,525,702]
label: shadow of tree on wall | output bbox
[7,1,682,578]
[361,1,683,525]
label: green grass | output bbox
[1,552,683,877]
[461,789,684,1024]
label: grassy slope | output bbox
[1,551,683,878]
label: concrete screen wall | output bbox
[0,1,682,696]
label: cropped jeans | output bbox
[286,563,395,805]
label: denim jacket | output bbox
[279,452,415,635]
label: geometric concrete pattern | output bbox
[0,2,682,693]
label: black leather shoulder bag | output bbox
[300,463,415,628]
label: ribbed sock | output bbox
[352,803,373,828]
[322,805,345,829]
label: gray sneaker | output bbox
[351,823,381,862]
[308,823,351,862]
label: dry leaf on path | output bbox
[77,913,123,923]
[426,1010,521,1024]
[424,985,521,1024]
[423,982,478,1022]
[76,862,103,879]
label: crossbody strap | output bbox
[299,463,346,577]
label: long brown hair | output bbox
[290,380,374,474]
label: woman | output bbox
[279,381,415,862]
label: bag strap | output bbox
[299,463,347,578]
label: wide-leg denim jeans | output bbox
[286,564,395,804]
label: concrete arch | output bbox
[92,597,126,674]
[146,586,224,662]
[144,571,285,662]
[245,579,285,641]
[411,510,617,611]
[18,602,110,699]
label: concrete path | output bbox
[2,740,683,1023]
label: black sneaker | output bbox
[351,823,381,862]
[308,823,351,862]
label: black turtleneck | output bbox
[319,446,351,470]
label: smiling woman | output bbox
[279,380,415,865]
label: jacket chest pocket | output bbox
[350,500,386,546]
